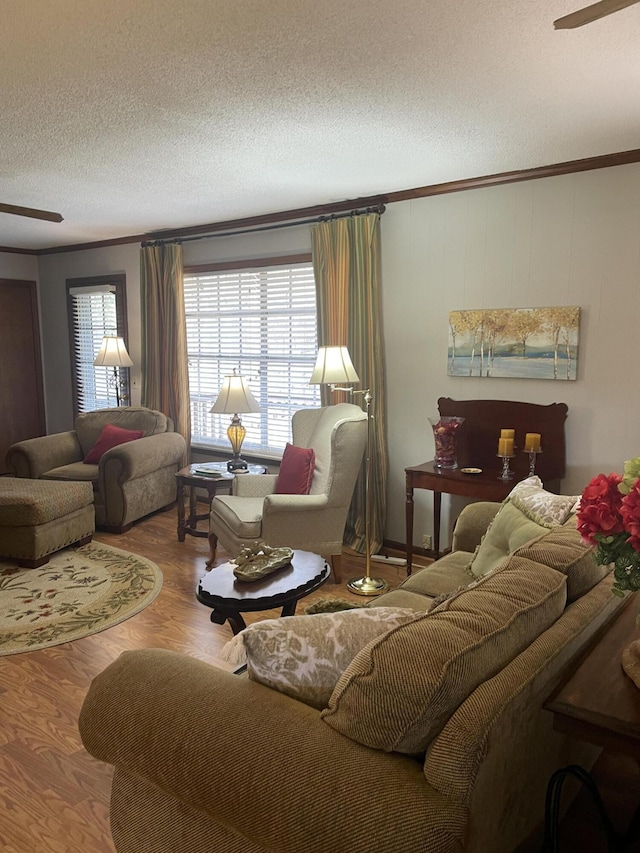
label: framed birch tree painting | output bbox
[448,307,580,380]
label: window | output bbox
[67,274,129,414]
[184,256,321,455]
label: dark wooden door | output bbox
[0,279,46,474]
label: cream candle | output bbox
[524,433,541,452]
[498,437,514,456]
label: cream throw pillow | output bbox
[219,607,421,710]
[508,476,579,528]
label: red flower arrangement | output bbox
[577,463,640,596]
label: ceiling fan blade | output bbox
[554,0,640,28]
[0,203,64,223]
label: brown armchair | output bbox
[6,406,186,533]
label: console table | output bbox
[405,398,568,572]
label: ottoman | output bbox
[0,479,95,568]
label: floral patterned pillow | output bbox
[219,607,421,709]
[508,476,579,528]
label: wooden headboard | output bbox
[437,398,568,486]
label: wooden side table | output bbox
[175,463,266,541]
[196,550,330,635]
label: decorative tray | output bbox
[232,544,294,582]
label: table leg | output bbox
[433,492,442,559]
[209,609,247,636]
[405,478,414,576]
[281,601,298,617]
[187,486,197,531]
[177,480,186,542]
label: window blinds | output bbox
[68,285,119,412]
[184,263,321,453]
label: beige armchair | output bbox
[6,406,186,533]
[208,403,367,582]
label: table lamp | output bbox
[210,371,261,472]
[309,345,387,596]
[93,336,133,406]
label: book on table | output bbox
[192,463,229,478]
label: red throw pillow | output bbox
[275,443,315,495]
[83,423,145,464]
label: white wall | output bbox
[0,252,38,281]
[32,161,640,547]
[382,162,640,547]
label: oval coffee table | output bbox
[196,550,330,635]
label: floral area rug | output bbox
[0,541,162,655]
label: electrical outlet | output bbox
[422,534,432,550]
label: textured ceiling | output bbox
[2,0,640,251]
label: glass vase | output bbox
[429,416,465,469]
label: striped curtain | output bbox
[140,241,191,458]
[311,212,388,555]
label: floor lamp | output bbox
[94,336,133,407]
[309,346,388,596]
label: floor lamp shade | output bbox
[210,373,261,472]
[309,346,359,386]
[93,336,133,407]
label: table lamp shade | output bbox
[309,346,360,386]
[210,374,261,415]
[93,336,133,367]
[210,373,261,472]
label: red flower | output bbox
[577,473,625,544]
[621,482,640,552]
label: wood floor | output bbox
[0,508,409,853]
[0,507,637,852]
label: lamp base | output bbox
[227,457,249,473]
[346,575,389,596]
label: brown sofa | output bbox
[78,497,622,853]
[6,407,186,533]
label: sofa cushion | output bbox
[211,496,263,539]
[399,551,475,598]
[516,514,608,602]
[43,462,99,486]
[275,443,315,495]
[469,501,548,578]
[321,556,567,754]
[367,588,435,611]
[220,607,421,710]
[83,424,145,464]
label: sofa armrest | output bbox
[79,649,452,853]
[5,431,82,478]
[451,501,502,554]
[99,432,186,481]
[233,472,278,497]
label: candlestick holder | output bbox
[525,448,542,477]
[497,454,515,481]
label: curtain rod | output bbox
[141,204,385,247]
